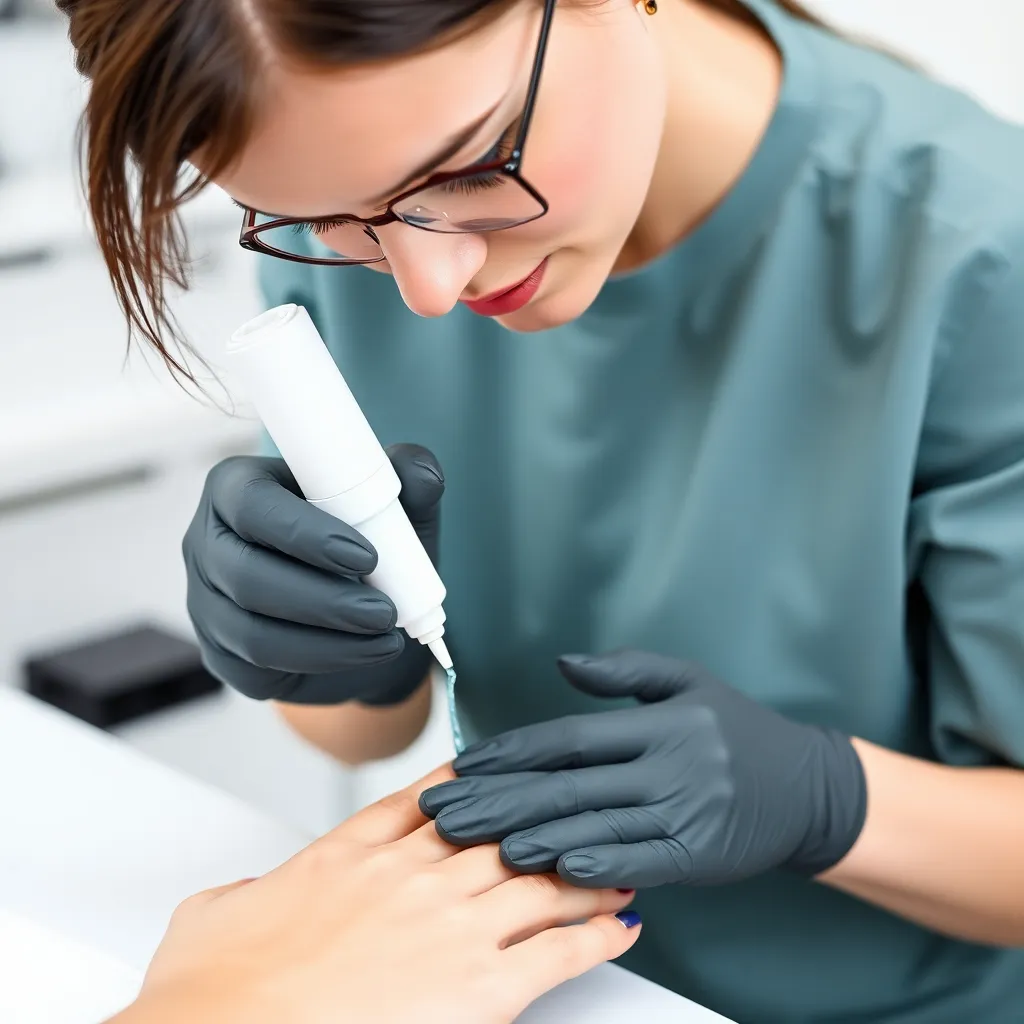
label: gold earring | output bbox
[644,0,657,13]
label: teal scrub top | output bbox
[258,1,1024,1019]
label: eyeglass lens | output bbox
[251,173,545,263]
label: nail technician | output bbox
[64,0,1024,1021]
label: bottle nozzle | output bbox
[428,637,453,672]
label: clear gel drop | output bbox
[444,667,465,754]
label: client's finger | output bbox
[432,842,519,895]
[479,873,634,946]
[328,764,457,849]
[388,832,520,892]
[394,820,462,863]
[500,912,642,1016]
[409,763,457,802]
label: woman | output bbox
[107,767,641,1023]
[63,0,1024,1020]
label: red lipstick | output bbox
[461,258,548,317]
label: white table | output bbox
[0,688,729,1022]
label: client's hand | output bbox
[110,766,640,1024]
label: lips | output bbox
[461,258,548,317]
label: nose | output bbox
[376,223,487,317]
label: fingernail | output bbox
[502,839,552,868]
[617,889,634,894]
[556,654,596,674]
[557,653,593,667]
[419,782,466,814]
[560,853,598,877]
[327,536,376,573]
[353,597,396,631]
[434,802,480,837]
[413,459,445,485]
[615,910,642,929]
[418,790,442,816]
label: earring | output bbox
[644,0,657,13]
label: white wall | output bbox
[807,0,1024,122]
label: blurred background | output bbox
[0,0,1021,837]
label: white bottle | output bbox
[226,303,452,672]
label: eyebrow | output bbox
[230,97,506,220]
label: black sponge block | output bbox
[23,623,222,729]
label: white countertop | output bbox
[0,688,729,1022]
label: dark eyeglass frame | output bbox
[238,0,556,266]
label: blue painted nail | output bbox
[615,910,642,929]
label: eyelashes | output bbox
[288,118,522,238]
[439,121,519,196]
[291,218,349,238]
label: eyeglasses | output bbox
[238,0,556,267]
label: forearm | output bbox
[820,738,1024,946]
[275,675,432,765]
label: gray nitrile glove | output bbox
[183,443,443,706]
[420,650,867,889]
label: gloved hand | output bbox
[420,650,867,889]
[183,443,443,706]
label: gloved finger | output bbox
[432,767,648,846]
[196,638,406,703]
[388,443,445,531]
[452,710,647,775]
[557,838,694,889]
[500,808,668,878]
[419,771,535,818]
[272,665,419,704]
[557,650,702,703]
[190,582,404,675]
[207,457,378,575]
[197,527,397,633]
[193,639,296,701]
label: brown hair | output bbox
[57,0,832,377]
